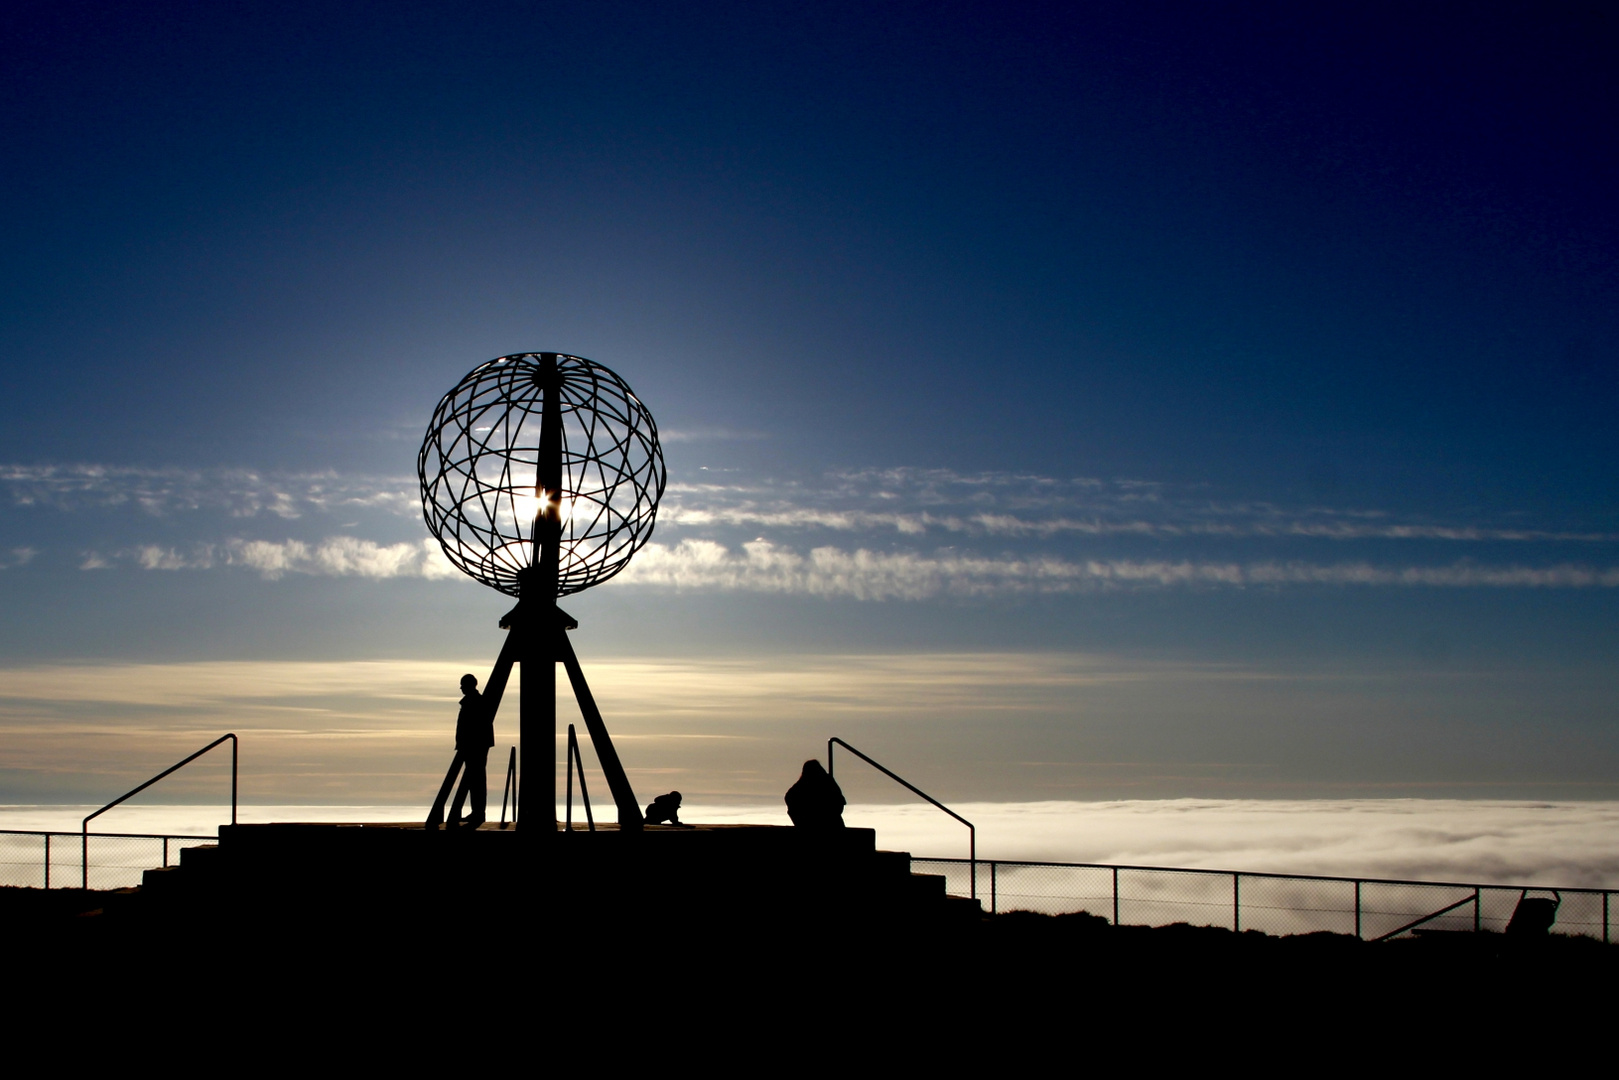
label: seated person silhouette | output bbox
[644,790,688,826]
[425,674,494,830]
[785,759,845,829]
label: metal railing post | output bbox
[1605,892,1610,944]
[163,837,169,868]
[990,861,997,915]
[43,833,49,890]
[82,832,88,890]
[1233,873,1241,933]
[1112,866,1119,926]
[1354,880,1361,940]
[1473,888,1481,933]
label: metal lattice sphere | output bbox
[418,353,666,597]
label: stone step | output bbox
[906,872,947,900]
[141,865,185,895]
[871,850,914,879]
[180,844,220,869]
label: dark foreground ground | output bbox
[7,881,1612,1065]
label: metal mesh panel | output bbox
[986,862,1113,918]
[1119,868,1236,928]
[48,833,80,889]
[1544,889,1609,940]
[82,835,163,890]
[1236,874,1358,937]
[0,831,47,888]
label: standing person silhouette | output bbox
[426,674,493,830]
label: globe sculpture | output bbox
[418,352,666,597]
[417,352,663,832]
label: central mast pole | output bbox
[526,352,563,832]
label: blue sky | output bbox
[2,2,1616,805]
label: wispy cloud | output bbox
[0,547,36,569]
[0,464,415,519]
[620,539,1619,598]
[660,467,1619,544]
[85,532,1619,593]
[90,537,458,579]
[658,426,770,444]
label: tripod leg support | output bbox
[557,630,643,831]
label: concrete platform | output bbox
[128,820,980,945]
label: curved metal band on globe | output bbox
[417,352,666,598]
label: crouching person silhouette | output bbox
[426,674,494,831]
[644,790,688,826]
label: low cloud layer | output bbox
[844,799,1619,889]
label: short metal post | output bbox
[81,832,87,891]
[990,861,997,915]
[1112,866,1119,926]
[565,725,575,832]
[1354,880,1361,940]
[163,837,169,868]
[1604,892,1610,944]
[43,834,50,890]
[1233,873,1241,933]
[1473,888,1481,933]
[569,729,596,832]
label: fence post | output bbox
[163,837,169,868]
[1473,888,1481,933]
[43,834,50,890]
[81,832,87,891]
[990,861,997,915]
[1233,873,1241,933]
[1354,880,1361,940]
[1112,866,1119,926]
[1605,892,1609,945]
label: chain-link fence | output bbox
[912,858,1614,943]
[0,830,216,890]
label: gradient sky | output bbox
[2,2,1617,806]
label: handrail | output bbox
[81,733,237,889]
[827,737,975,899]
